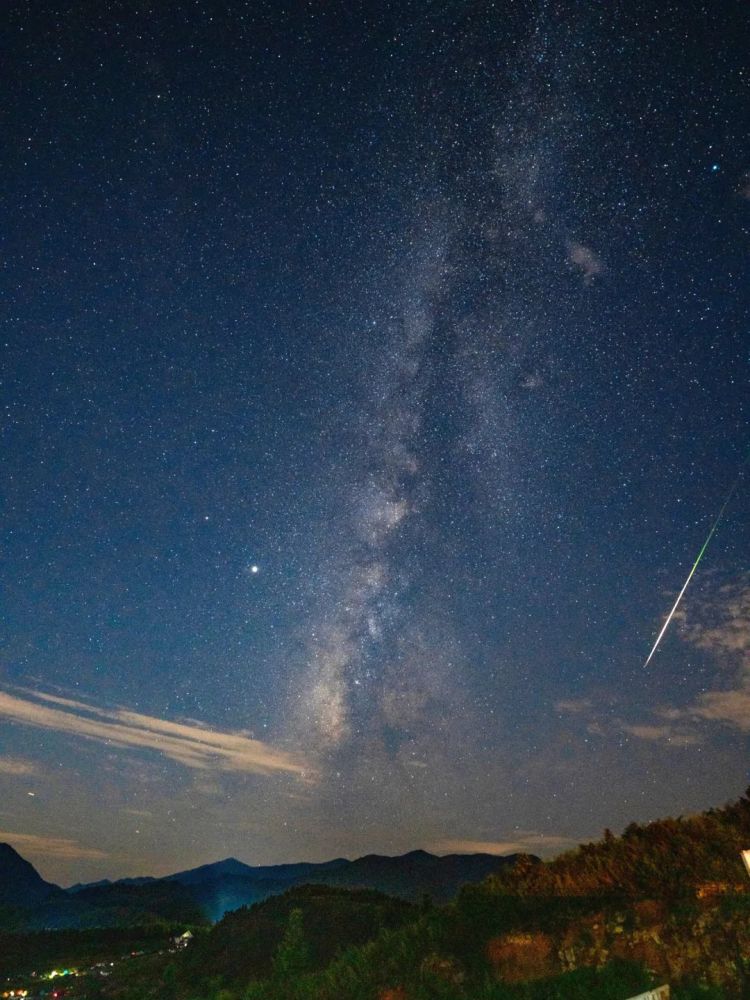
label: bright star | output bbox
[250,564,259,574]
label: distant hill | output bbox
[166,854,348,886]
[312,848,519,900]
[0,843,59,907]
[67,875,156,893]
[0,844,204,931]
[161,856,352,919]
[68,850,522,922]
[161,849,521,920]
[0,841,521,928]
[71,879,205,927]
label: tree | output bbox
[272,908,310,983]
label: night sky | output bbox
[2,1,749,886]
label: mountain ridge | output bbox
[0,842,522,928]
[0,842,62,906]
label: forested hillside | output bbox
[98,791,750,1000]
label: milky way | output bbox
[2,1,748,882]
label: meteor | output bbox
[643,468,745,667]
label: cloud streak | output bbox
[621,722,701,746]
[690,689,750,732]
[555,699,593,714]
[429,833,581,858]
[674,576,750,732]
[0,688,309,777]
[0,830,109,861]
[0,756,37,776]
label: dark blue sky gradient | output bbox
[2,1,749,883]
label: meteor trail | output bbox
[643,469,745,667]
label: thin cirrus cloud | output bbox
[429,833,581,858]
[0,830,109,861]
[689,689,750,732]
[0,756,37,776]
[654,577,750,734]
[557,698,704,748]
[0,688,309,778]
[620,722,701,746]
[554,699,593,714]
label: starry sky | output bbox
[2,1,749,886]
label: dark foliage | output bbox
[479,788,750,901]
[177,883,415,992]
[72,880,205,927]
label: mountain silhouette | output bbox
[0,841,522,927]
[161,849,522,920]
[0,843,59,906]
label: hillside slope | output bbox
[127,790,750,1000]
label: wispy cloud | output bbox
[567,241,604,284]
[555,698,593,714]
[690,689,750,732]
[429,833,581,857]
[0,756,37,776]
[621,723,701,746]
[675,576,750,732]
[556,695,702,747]
[676,578,750,660]
[0,688,309,777]
[604,577,750,740]
[0,830,109,861]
